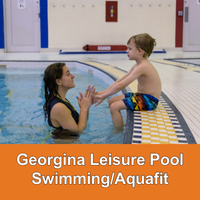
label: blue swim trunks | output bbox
[123,93,159,111]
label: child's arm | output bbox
[95,64,145,106]
[96,64,137,95]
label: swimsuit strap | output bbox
[56,95,76,110]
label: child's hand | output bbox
[94,95,105,106]
[95,91,104,95]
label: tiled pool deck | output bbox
[0,50,200,144]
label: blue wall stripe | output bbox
[0,0,48,49]
[0,0,4,49]
[40,0,48,48]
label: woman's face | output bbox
[58,66,75,89]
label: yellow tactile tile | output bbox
[142,142,151,144]
[151,131,159,134]
[151,59,185,67]
[160,141,170,144]
[151,58,200,72]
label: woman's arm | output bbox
[51,89,92,133]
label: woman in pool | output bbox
[43,62,94,138]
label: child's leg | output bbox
[108,94,125,107]
[110,100,127,127]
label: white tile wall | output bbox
[48,0,176,49]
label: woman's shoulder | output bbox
[48,96,63,112]
[49,96,77,115]
[51,102,71,116]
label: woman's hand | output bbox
[77,92,83,108]
[77,86,94,109]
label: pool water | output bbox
[0,67,125,144]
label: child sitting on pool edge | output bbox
[94,33,162,127]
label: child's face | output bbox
[126,40,139,60]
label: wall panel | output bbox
[45,0,176,49]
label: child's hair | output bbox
[127,33,156,58]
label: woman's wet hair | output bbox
[43,62,66,120]
[127,33,156,58]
